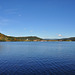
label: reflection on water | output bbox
[0,42,75,75]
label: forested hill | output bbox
[0,33,42,41]
[0,33,75,41]
[61,37,75,41]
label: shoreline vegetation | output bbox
[0,33,75,42]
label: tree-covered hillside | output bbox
[0,33,75,41]
[61,37,75,41]
[0,33,42,41]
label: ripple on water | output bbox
[0,42,75,75]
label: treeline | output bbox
[0,33,42,41]
[0,33,75,41]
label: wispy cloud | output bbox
[30,30,33,32]
[0,17,9,25]
[4,9,22,16]
[19,14,22,16]
[4,9,18,14]
[24,28,26,30]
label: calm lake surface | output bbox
[0,42,75,75]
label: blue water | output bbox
[0,42,75,75]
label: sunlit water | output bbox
[0,42,75,75]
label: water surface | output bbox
[0,42,75,75]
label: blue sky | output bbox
[0,0,75,39]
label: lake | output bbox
[0,42,75,75]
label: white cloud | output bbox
[58,34,62,37]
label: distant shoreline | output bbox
[0,33,75,42]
